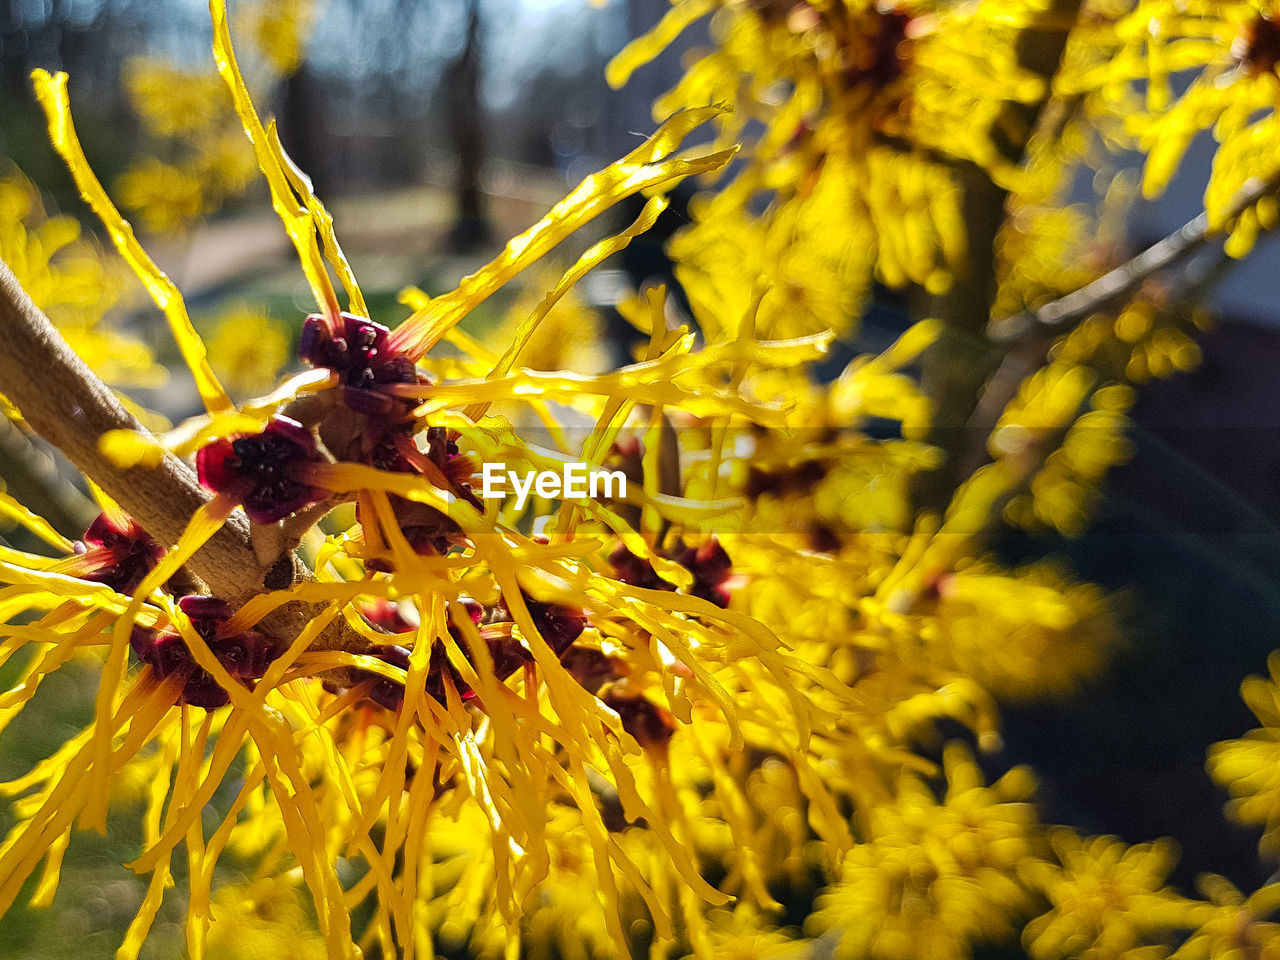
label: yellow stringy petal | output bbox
[0,491,73,552]
[208,0,340,322]
[118,867,172,960]
[31,70,233,415]
[268,121,368,318]
[388,105,738,359]
[605,0,717,89]
[467,194,669,421]
[83,494,236,832]
[182,713,215,959]
[27,828,69,908]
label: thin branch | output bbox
[0,255,364,655]
[957,175,1280,530]
[988,175,1279,343]
[965,176,1280,471]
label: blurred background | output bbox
[1,0,642,337]
[6,2,1280,958]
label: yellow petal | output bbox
[388,105,738,359]
[0,490,73,552]
[467,194,669,421]
[606,0,718,90]
[209,0,341,322]
[31,69,233,415]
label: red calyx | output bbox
[352,593,586,711]
[602,690,676,750]
[130,595,277,708]
[1238,15,1280,76]
[195,416,324,524]
[299,313,424,416]
[610,537,735,608]
[76,512,164,594]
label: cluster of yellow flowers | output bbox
[0,171,159,393]
[116,0,313,235]
[6,2,1280,959]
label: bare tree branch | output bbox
[959,175,1280,520]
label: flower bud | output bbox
[299,313,422,416]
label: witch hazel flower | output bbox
[352,593,588,711]
[366,424,480,504]
[130,596,278,708]
[195,415,325,524]
[299,312,423,416]
[66,512,164,594]
[359,424,483,565]
[609,536,736,608]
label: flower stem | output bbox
[0,255,364,655]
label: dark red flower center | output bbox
[351,594,586,711]
[602,691,675,749]
[77,513,164,594]
[196,416,323,524]
[609,538,734,608]
[131,595,277,708]
[1238,15,1280,76]
[845,10,913,89]
[299,313,422,416]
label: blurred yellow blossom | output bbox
[235,0,315,74]
[608,0,1063,327]
[114,159,206,235]
[205,304,292,397]
[205,878,329,960]
[669,157,878,340]
[1208,651,1280,857]
[0,170,161,389]
[809,744,1039,960]
[113,4,314,234]
[924,561,1116,701]
[693,905,809,960]
[6,1,1280,958]
[1022,830,1200,960]
[1088,0,1280,254]
[1171,875,1280,960]
[123,58,226,138]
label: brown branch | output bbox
[987,176,1280,344]
[956,175,1280,526]
[0,255,364,655]
[966,175,1280,479]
